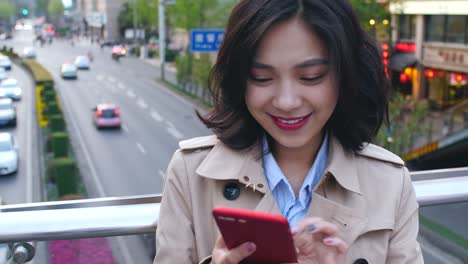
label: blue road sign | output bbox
[190,29,225,53]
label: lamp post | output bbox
[133,0,138,44]
[159,0,175,81]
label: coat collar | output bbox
[195,136,362,195]
[325,136,362,195]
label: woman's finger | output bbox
[222,241,256,264]
[323,236,348,254]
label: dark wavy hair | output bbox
[198,0,390,153]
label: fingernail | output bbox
[306,224,316,232]
[291,227,300,236]
[246,242,255,252]
[323,237,335,245]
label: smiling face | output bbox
[245,17,338,155]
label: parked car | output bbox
[0,68,7,81]
[0,98,16,127]
[60,63,78,79]
[0,32,13,40]
[0,78,21,101]
[22,47,37,59]
[92,104,121,129]
[0,132,18,176]
[74,55,90,70]
[0,56,11,70]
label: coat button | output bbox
[354,259,368,264]
[223,182,241,200]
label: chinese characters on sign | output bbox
[190,29,225,53]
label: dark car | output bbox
[100,40,117,48]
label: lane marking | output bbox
[117,82,125,90]
[96,75,104,81]
[121,124,129,133]
[167,127,184,140]
[150,109,163,122]
[126,89,136,98]
[108,76,116,83]
[137,98,148,109]
[136,142,146,155]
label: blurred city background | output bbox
[0,0,467,263]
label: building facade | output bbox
[390,0,468,109]
[76,0,124,40]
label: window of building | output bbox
[425,15,446,42]
[398,15,415,42]
[446,16,466,44]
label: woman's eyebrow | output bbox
[251,58,329,69]
[294,58,329,69]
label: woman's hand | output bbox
[291,218,348,264]
[211,236,256,264]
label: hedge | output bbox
[22,59,54,85]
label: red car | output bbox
[92,104,121,129]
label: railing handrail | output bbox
[1,170,468,244]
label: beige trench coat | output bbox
[154,135,423,264]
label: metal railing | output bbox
[1,168,468,263]
[416,100,468,149]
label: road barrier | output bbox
[1,168,467,263]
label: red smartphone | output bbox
[212,207,297,264]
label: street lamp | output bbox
[159,0,175,81]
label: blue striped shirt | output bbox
[262,134,329,227]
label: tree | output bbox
[36,0,50,17]
[167,0,236,30]
[0,1,15,18]
[350,0,390,33]
[48,0,64,21]
[376,93,430,156]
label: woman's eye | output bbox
[300,73,326,82]
[250,77,272,83]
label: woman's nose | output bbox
[272,80,302,111]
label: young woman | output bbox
[155,1,423,263]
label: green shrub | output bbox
[49,114,65,132]
[51,132,69,158]
[50,158,78,196]
[22,59,54,84]
[46,101,60,116]
[43,90,56,103]
[192,54,212,89]
[175,53,193,86]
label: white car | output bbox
[0,68,7,81]
[0,98,16,126]
[0,56,11,70]
[61,63,78,79]
[0,78,21,101]
[74,55,90,69]
[0,132,18,176]
[23,47,37,59]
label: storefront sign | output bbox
[423,44,468,73]
[390,1,468,15]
